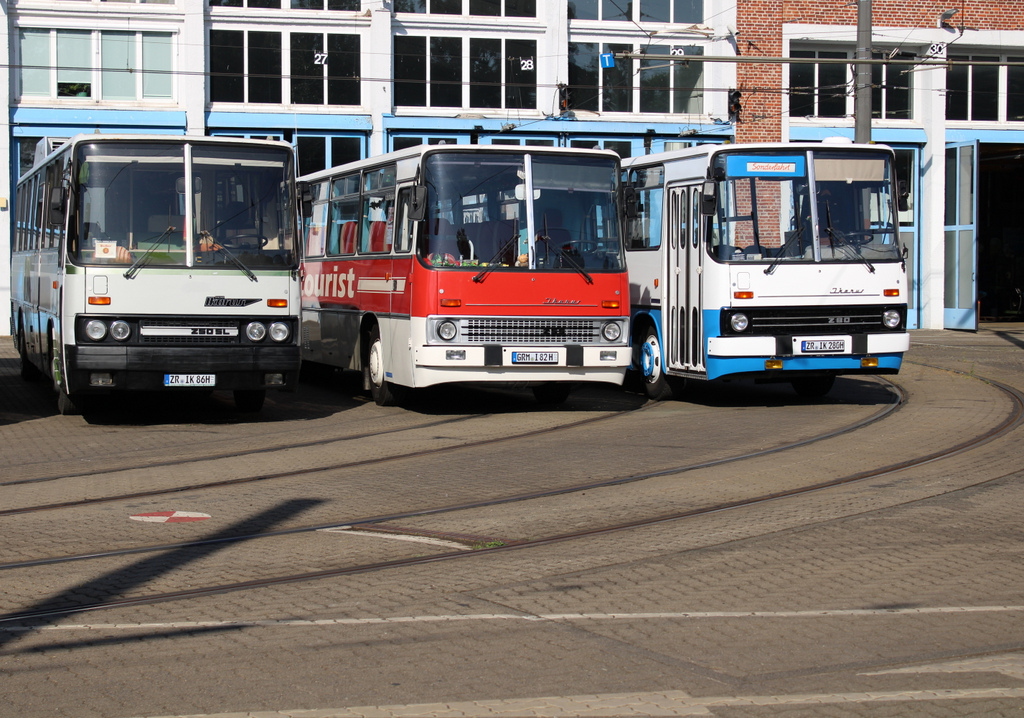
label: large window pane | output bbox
[102,32,136,100]
[673,46,702,113]
[291,33,323,104]
[249,31,282,103]
[210,30,244,102]
[328,0,360,8]
[142,33,173,99]
[57,30,92,98]
[568,0,597,19]
[431,0,460,12]
[470,0,499,14]
[603,43,632,112]
[1009,58,1024,122]
[327,34,360,105]
[602,0,628,20]
[972,57,999,121]
[946,56,969,120]
[505,0,535,16]
[642,0,669,23]
[640,46,670,113]
[506,39,536,109]
[21,30,50,97]
[674,0,701,23]
[395,0,427,10]
[568,42,599,111]
[430,36,462,107]
[394,35,426,106]
[470,37,501,108]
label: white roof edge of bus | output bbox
[621,140,894,168]
[31,133,293,172]
[295,143,622,184]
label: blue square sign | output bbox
[600,53,616,69]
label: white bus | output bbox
[11,134,301,414]
[623,140,910,399]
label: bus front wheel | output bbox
[365,325,405,407]
[638,326,673,401]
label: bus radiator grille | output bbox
[460,318,600,344]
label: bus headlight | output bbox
[85,320,107,341]
[246,322,267,342]
[882,309,902,329]
[269,322,291,342]
[437,320,458,341]
[110,320,131,341]
[601,321,622,342]
[730,312,749,333]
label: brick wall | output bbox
[735,0,1024,143]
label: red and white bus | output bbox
[298,144,630,405]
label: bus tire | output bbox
[366,325,404,407]
[791,376,835,398]
[234,389,266,412]
[532,382,572,405]
[637,326,673,401]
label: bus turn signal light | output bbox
[267,299,288,308]
[88,296,111,306]
[602,300,620,309]
[440,298,461,307]
[884,289,900,297]
[734,291,754,299]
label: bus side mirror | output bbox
[48,186,65,226]
[408,185,427,221]
[897,179,909,213]
[700,179,717,215]
[622,186,638,219]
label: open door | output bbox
[944,141,979,330]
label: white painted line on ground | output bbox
[5,605,1024,633]
[318,527,470,550]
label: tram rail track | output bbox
[2,367,1020,627]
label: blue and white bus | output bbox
[623,140,910,399]
[11,134,301,414]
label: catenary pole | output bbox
[855,0,873,143]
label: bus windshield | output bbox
[419,151,623,271]
[708,150,902,265]
[68,141,296,268]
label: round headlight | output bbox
[85,320,107,341]
[437,320,458,341]
[730,312,749,333]
[109,320,131,341]
[601,321,622,342]
[246,322,267,342]
[269,322,290,342]
[882,309,901,329]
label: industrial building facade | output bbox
[4,0,1024,332]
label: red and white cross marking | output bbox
[129,511,211,523]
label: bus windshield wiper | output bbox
[473,219,519,283]
[823,204,875,274]
[537,234,593,284]
[199,231,258,282]
[764,216,806,275]
[124,226,176,280]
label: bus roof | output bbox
[296,143,622,186]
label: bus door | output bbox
[944,141,979,330]
[664,183,705,374]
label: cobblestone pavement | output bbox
[1,327,1024,718]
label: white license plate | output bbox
[511,351,558,364]
[164,374,216,387]
[800,339,847,353]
